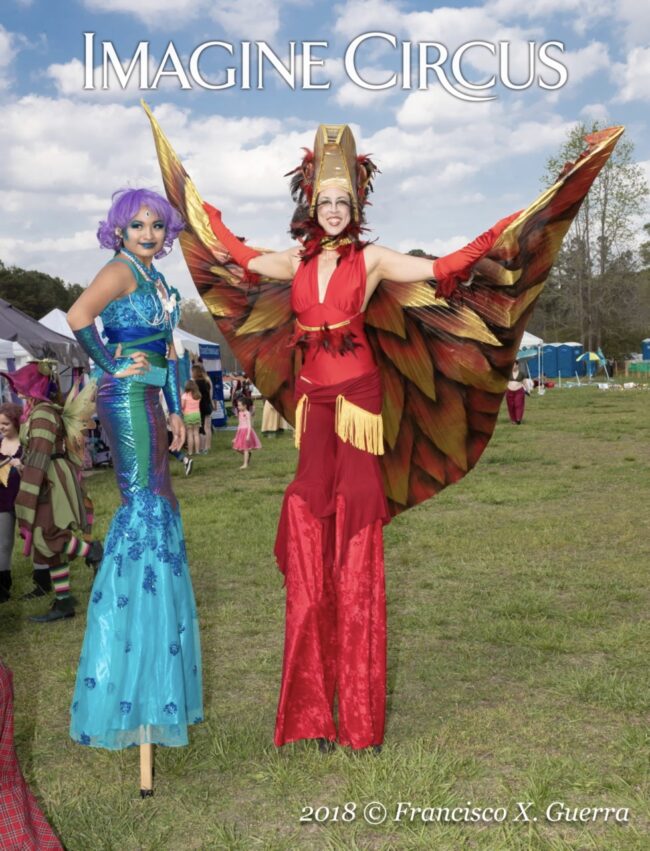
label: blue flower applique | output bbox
[120,701,132,715]
[125,641,132,653]
[168,551,183,577]
[169,642,180,656]
[114,553,124,577]
[79,733,91,745]
[84,677,96,689]
[128,541,146,560]
[143,565,157,595]
[163,702,177,716]
[117,595,129,608]
[92,590,103,604]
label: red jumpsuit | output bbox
[274,247,391,749]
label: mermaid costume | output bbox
[70,258,203,749]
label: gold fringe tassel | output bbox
[335,395,384,456]
[294,394,309,449]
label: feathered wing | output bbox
[143,102,299,423]
[62,378,97,466]
[368,126,624,516]
[144,105,622,514]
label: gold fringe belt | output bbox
[294,392,384,455]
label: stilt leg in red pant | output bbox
[274,393,389,748]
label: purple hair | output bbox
[97,188,185,258]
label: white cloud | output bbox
[612,0,650,48]
[46,57,182,101]
[0,25,21,91]
[0,97,311,295]
[333,0,407,39]
[562,42,610,85]
[332,65,398,107]
[208,1,282,42]
[396,87,501,129]
[613,46,650,102]
[486,0,610,36]
[82,0,284,39]
[82,0,199,25]
[580,103,610,123]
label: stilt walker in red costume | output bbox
[143,104,622,750]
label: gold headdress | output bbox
[287,124,377,233]
[311,125,361,221]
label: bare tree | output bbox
[530,123,649,356]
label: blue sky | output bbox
[0,0,648,298]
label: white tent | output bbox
[518,330,543,355]
[0,338,31,369]
[40,307,75,339]
[173,327,216,357]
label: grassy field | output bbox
[1,386,649,850]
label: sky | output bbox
[0,0,649,300]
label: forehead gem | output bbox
[144,209,151,218]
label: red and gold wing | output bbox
[369,126,624,517]
[143,102,298,422]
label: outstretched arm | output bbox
[363,211,521,306]
[203,202,298,281]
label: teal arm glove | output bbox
[164,359,182,415]
[72,324,128,375]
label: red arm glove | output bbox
[433,210,522,299]
[203,202,261,271]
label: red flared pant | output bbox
[274,385,389,749]
[506,387,525,423]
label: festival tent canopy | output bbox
[0,300,87,367]
[40,307,76,339]
[173,327,217,356]
[517,330,543,360]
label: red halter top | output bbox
[290,248,376,385]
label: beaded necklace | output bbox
[119,249,177,328]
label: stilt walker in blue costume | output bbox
[67,188,203,795]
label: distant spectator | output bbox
[192,363,214,454]
[232,396,261,469]
[506,360,527,424]
[0,402,23,603]
[181,379,202,457]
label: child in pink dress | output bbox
[232,396,261,469]
[181,380,202,456]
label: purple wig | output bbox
[97,188,185,258]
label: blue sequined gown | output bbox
[70,259,203,749]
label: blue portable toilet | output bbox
[541,344,559,378]
[558,342,584,378]
[642,339,650,360]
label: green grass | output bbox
[1,387,649,850]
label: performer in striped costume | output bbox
[0,362,102,622]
